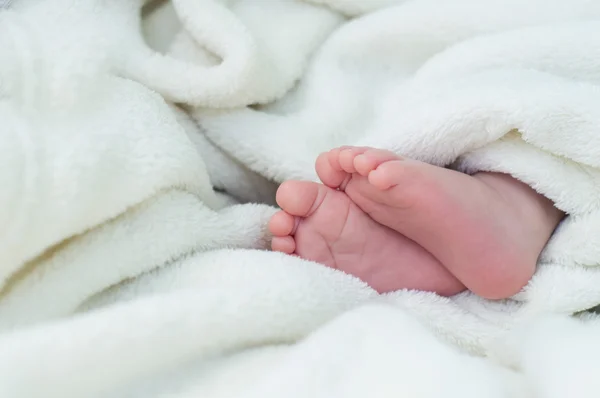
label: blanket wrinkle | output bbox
[120,0,344,107]
[173,104,278,204]
[4,0,600,396]
[0,76,220,290]
[304,0,406,17]
[0,193,277,330]
[196,0,600,182]
[236,304,525,398]
[141,0,181,54]
[0,250,375,398]
[198,0,600,166]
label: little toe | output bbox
[268,211,296,236]
[316,152,350,188]
[276,180,326,217]
[271,236,296,253]
[354,149,402,176]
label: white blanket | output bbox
[2,0,600,396]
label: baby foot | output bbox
[269,180,464,295]
[318,147,564,299]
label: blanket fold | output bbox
[122,0,344,107]
[3,0,600,396]
[0,250,375,398]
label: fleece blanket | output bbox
[2,0,600,396]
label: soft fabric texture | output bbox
[2,0,600,396]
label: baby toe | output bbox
[271,236,296,253]
[268,210,296,236]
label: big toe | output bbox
[276,180,326,217]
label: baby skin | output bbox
[268,147,565,299]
